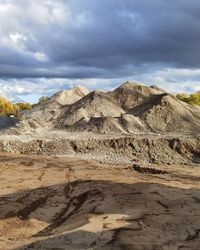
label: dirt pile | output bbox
[18,86,91,131]
[131,93,200,133]
[16,81,200,135]
[108,81,165,110]
[46,85,90,106]
[58,91,125,127]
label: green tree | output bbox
[39,96,49,103]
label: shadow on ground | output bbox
[0,116,18,129]
[0,179,200,250]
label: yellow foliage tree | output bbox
[16,102,32,111]
[0,97,32,116]
[0,97,15,115]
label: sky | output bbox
[0,0,200,103]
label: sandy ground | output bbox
[0,153,199,250]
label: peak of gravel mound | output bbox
[131,93,200,133]
[50,86,90,106]
[37,86,90,108]
[58,90,125,127]
[150,85,166,92]
[19,86,91,130]
[108,81,165,110]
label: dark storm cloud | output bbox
[0,0,200,79]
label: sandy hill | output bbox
[130,93,200,133]
[16,81,200,135]
[19,86,91,129]
[48,85,90,106]
[34,86,90,110]
[58,90,125,127]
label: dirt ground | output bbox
[0,153,199,249]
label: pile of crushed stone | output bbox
[15,81,200,135]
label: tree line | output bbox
[0,97,32,116]
[0,95,50,116]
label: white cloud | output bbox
[0,73,199,104]
[34,52,48,62]
[0,77,123,103]
[0,0,69,58]
[119,67,199,94]
[146,68,200,93]
[9,32,26,44]
[0,1,199,101]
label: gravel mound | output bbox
[47,85,90,106]
[15,81,200,135]
[108,81,165,110]
[58,90,125,127]
[131,93,200,133]
[17,86,91,130]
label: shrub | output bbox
[16,102,32,111]
[176,92,200,106]
[39,96,49,103]
[0,97,32,116]
[0,97,16,115]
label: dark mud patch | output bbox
[132,164,169,175]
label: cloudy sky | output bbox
[0,0,200,102]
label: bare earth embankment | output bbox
[0,82,200,249]
[0,130,199,165]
